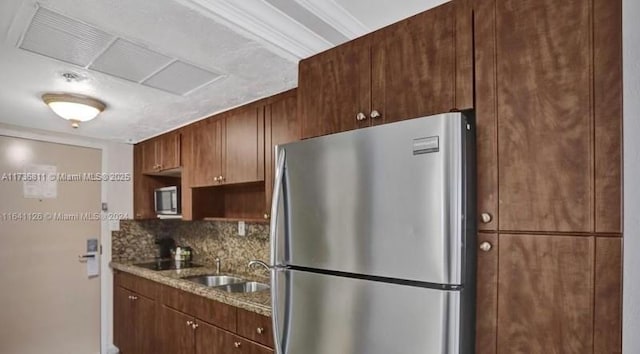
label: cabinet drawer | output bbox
[115,272,158,300]
[237,309,273,348]
[209,324,273,354]
[161,285,237,332]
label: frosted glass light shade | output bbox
[42,93,106,128]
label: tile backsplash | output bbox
[112,220,270,276]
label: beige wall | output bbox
[0,123,133,354]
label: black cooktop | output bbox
[134,259,202,271]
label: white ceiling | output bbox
[0,0,446,143]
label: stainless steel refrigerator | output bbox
[269,112,476,354]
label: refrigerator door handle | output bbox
[270,148,286,265]
[270,148,287,354]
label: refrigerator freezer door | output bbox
[275,113,469,285]
[272,269,461,354]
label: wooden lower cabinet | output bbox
[158,305,196,354]
[197,321,273,354]
[476,234,622,354]
[115,273,273,354]
[113,286,156,354]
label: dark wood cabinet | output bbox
[237,308,274,348]
[298,1,472,139]
[197,322,272,354]
[158,305,195,354]
[113,276,157,354]
[224,107,264,185]
[185,107,264,188]
[298,36,371,138]
[265,90,300,218]
[474,0,622,233]
[475,234,622,354]
[139,131,181,174]
[187,118,224,188]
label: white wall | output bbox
[623,0,640,352]
[0,123,133,354]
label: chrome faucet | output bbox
[247,260,270,273]
[215,258,221,274]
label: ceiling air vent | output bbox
[19,7,114,67]
[142,61,224,96]
[89,39,173,83]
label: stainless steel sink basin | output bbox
[184,275,245,287]
[216,281,270,293]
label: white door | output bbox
[0,136,101,354]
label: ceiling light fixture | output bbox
[42,93,106,128]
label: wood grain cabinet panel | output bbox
[265,91,300,217]
[497,234,594,354]
[298,36,372,139]
[371,2,456,125]
[473,0,499,231]
[157,305,195,354]
[476,233,498,354]
[196,322,273,354]
[224,107,264,185]
[496,0,594,232]
[188,119,224,187]
[158,131,181,171]
[594,0,623,233]
[114,287,134,354]
[237,308,274,348]
[594,237,622,353]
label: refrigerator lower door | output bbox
[272,269,461,354]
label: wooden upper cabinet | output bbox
[371,2,458,125]
[224,107,264,185]
[265,91,300,217]
[187,119,224,188]
[298,36,371,139]
[158,131,181,171]
[497,234,595,353]
[298,1,473,138]
[139,132,181,174]
[492,0,622,233]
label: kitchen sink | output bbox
[183,275,245,287]
[216,281,270,293]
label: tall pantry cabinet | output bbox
[473,0,622,353]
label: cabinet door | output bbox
[225,107,264,184]
[189,119,223,187]
[157,306,195,354]
[134,295,157,354]
[371,3,456,125]
[496,0,593,232]
[140,139,158,174]
[476,233,498,354]
[298,36,371,138]
[237,309,274,348]
[497,234,594,353]
[158,131,181,171]
[196,321,272,354]
[114,287,134,354]
[265,93,299,217]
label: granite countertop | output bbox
[110,260,272,317]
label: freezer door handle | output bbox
[270,148,286,266]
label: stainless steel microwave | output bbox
[155,186,180,215]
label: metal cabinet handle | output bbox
[264,213,270,220]
[479,241,492,252]
[186,320,193,326]
[256,327,264,334]
[213,176,219,182]
[192,323,199,329]
[356,112,367,121]
[234,342,242,348]
[219,175,225,182]
[370,110,381,119]
[480,212,493,224]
